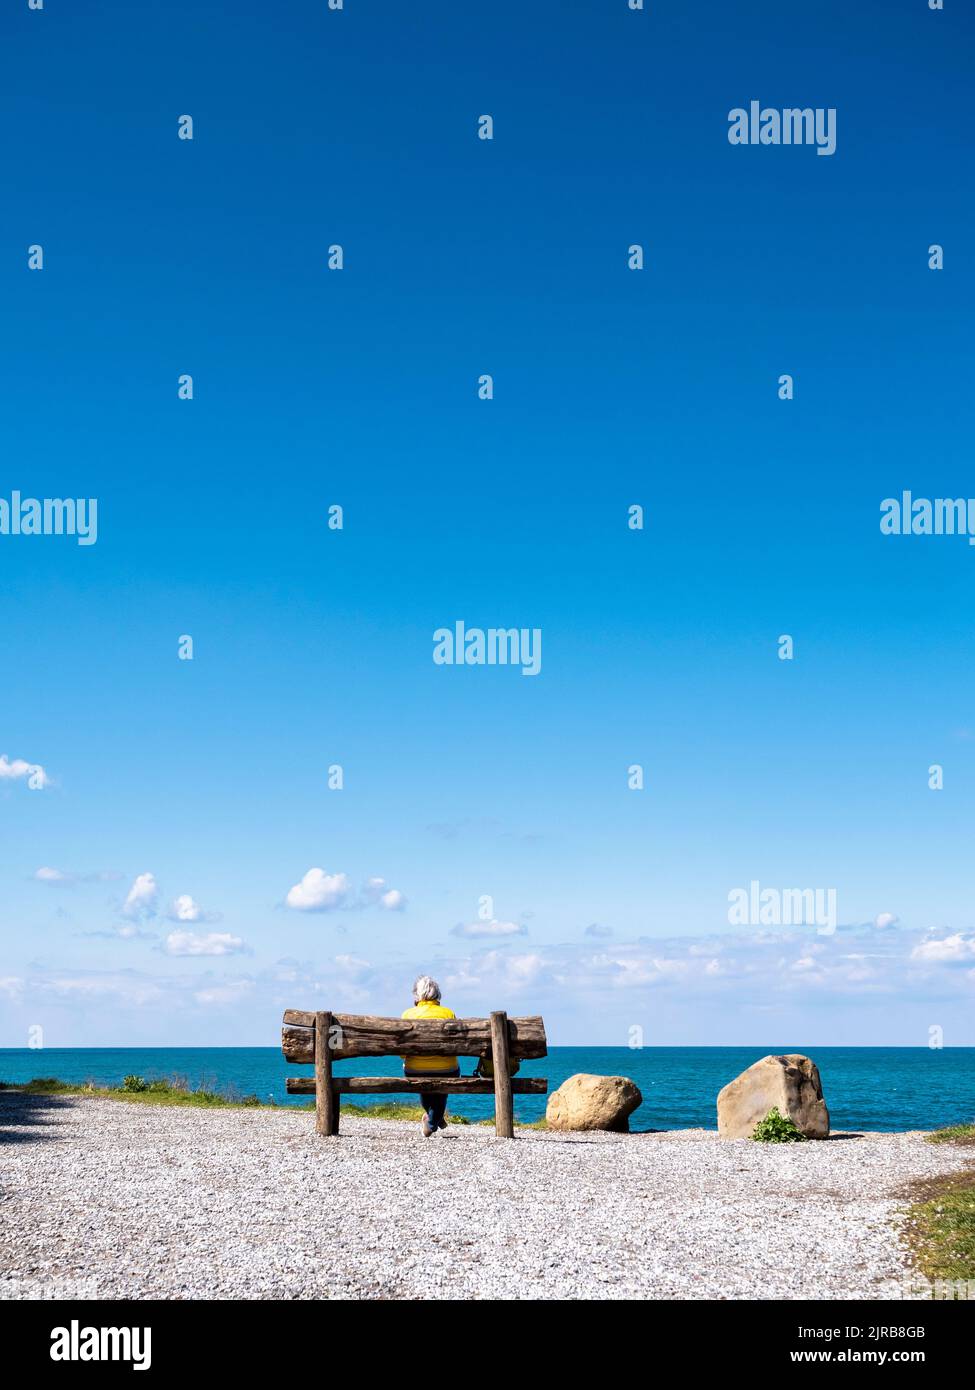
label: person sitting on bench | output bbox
[401,975,459,1137]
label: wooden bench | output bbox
[282,1009,548,1138]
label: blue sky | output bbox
[2,0,974,1047]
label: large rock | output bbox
[717,1053,829,1139]
[546,1073,642,1132]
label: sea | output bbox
[2,1046,973,1132]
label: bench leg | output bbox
[315,1009,339,1137]
[490,1010,514,1138]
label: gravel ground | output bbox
[1,1092,970,1301]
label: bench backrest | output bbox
[282,1010,547,1064]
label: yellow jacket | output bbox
[401,1000,458,1073]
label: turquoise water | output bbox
[2,1047,973,1132]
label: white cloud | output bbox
[0,754,49,788]
[597,953,689,987]
[843,964,875,983]
[42,972,167,1007]
[193,980,254,1006]
[164,893,220,923]
[505,952,544,983]
[82,923,157,941]
[446,948,547,992]
[1,963,296,1016]
[123,872,158,920]
[435,922,975,1008]
[12,918,974,1040]
[285,868,352,912]
[333,953,373,979]
[0,976,25,1001]
[443,962,483,992]
[35,867,121,885]
[361,877,407,911]
[874,912,899,930]
[911,933,975,964]
[165,930,246,957]
[451,919,526,939]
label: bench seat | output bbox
[286,1076,547,1096]
[282,1008,548,1137]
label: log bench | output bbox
[282,1009,547,1138]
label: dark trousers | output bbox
[405,1068,460,1124]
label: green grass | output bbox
[0,1077,80,1096]
[339,1102,471,1124]
[904,1126,975,1289]
[0,1076,262,1109]
[0,1076,543,1126]
[927,1123,975,1146]
[905,1173,975,1285]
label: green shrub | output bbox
[752,1106,808,1143]
[122,1074,149,1092]
[18,1078,76,1094]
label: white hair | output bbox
[413,975,441,1003]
